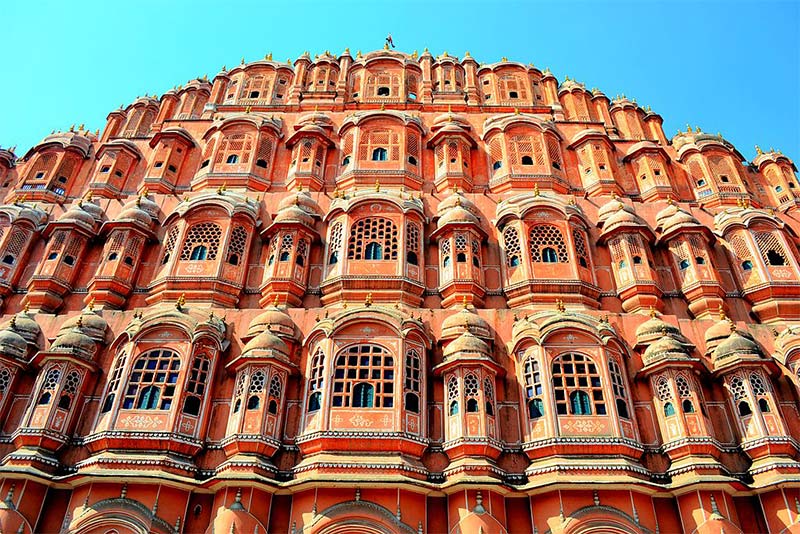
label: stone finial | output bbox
[241,57,245,65]
[230,488,245,511]
[176,294,186,311]
[375,179,381,192]
[87,297,95,312]
[355,488,361,501]
[462,295,469,309]
[533,183,540,197]
[121,482,127,498]
[365,293,373,307]
[649,306,657,318]
[556,299,566,313]
[9,315,16,330]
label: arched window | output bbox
[247,370,265,410]
[180,223,222,261]
[38,367,61,405]
[530,225,569,263]
[656,376,675,417]
[608,359,630,419]
[521,155,533,165]
[503,226,521,268]
[307,349,325,412]
[755,231,790,266]
[232,372,246,414]
[226,225,248,266]
[750,372,771,413]
[573,229,590,269]
[161,225,180,265]
[664,402,676,416]
[348,217,398,260]
[729,375,752,417]
[182,355,210,416]
[296,239,308,267]
[447,376,459,415]
[57,370,81,410]
[440,239,451,270]
[372,147,388,161]
[675,374,696,413]
[483,377,495,416]
[332,345,394,408]
[214,133,254,168]
[123,349,181,411]
[523,356,544,419]
[404,349,421,414]
[406,223,421,265]
[279,234,293,262]
[464,373,480,413]
[552,353,605,415]
[101,353,127,414]
[0,367,12,400]
[328,222,343,266]
[268,373,282,415]
[742,260,753,271]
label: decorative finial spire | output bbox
[88,297,95,312]
[462,295,468,309]
[533,183,540,197]
[9,315,16,330]
[365,293,373,307]
[755,145,763,155]
[375,179,381,192]
[556,299,566,313]
[23,301,29,313]
[649,306,657,318]
[241,57,245,65]
[176,293,186,310]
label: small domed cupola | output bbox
[0,322,29,361]
[712,324,763,372]
[1,306,41,349]
[634,309,683,349]
[442,331,492,364]
[642,333,691,368]
[704,312,738,355]
[58,303,108,343]
[243,300,296,342]
[47,322,97,362]
[441,306,492,341]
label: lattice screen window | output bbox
[226,225,248,266]
[57,370,82,410]
[749,372,773,413]
[135,109,157,137]
[406,223,420,265]
[464,373,480,412]
[656,376,673,402]
[200,139,216,168]
[358,130,400,161]
[608,358,630,418]
[48,230,67,260]
[729,375,747,401]
[625,234,646,265]
[347,217,398,260]
[552,353,605,416]
[162,225,181,264]
[573,94,590,121]
[123,349,181,410]
[472,240,481,267]
[754,231,789,266]
[404,349,421,413]
[328,222,343,265]
[341,132,354,166]
[1,228,30,265]
[406,132,419,165]
[307,349,325,412]
[503,226,521,267]
[483,377,495,416]
[332,344,394,408]
[122,108,143,137]
[247,370,266,410]
[447,375,460,415]
[675,374,697,413]
[38,366,61,405]
[523,356,544,419]
[180,223,222,261]
[626,114,644,140]
[499,75,528,100]
[214,133,254,166]
[232,372,247,413]
[729,234,755,274]
[708,155,734,182]
[670,241,690,271]
[688,160,707,185]
[278,234,294,262]
[509,135,545,167]
[366,71,401,97]
[529,225,569,263]
[440,238,451,268]
[447,141,459,167]
[687,235,708,265]
[101,353,127,413]
[26,153,56,182]
[106,232,125,262]
[183,355,210,416]
[267,373,283,414]
[255,137,274,170]
[489,138,504,171]
[0,367,11,399]
[407,75,419,99]
[64,237,82,266]
[546,136,563,170]
[573,229,590,268]
[296,239,308,266]
[51,156,76,195]
[455,234,468,263]
[239,74,273,100]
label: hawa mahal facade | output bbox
[0,47,798,534]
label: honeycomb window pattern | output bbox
[529,224,569,263]
[347,217,398,261]
[0,367,10,397]
[656,376,673,402]
[226,225,248,266]
[503,226,522,267]
[573,229,590,268]
[180,223,222,261]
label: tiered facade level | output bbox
[0,47,799,534]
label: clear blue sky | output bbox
[2,0,798,163]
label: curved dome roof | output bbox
[441,307,492,341]
[714,330,762,363]
[704,314,736,351]
[656,202,700,233]
[240,329,290,360]
[116,194,159,228]
[0,327,27,359]
[50,327,96,359]
[642,334,690,366]
[245,305,296,340]
[597,196,631,223]
[635,313,681,345]
[2,310,41,346]
[60,309,107,341]
[59,204,97,227]
[437,204,480,229]
[443,331,491,361]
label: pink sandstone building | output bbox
[0,47,797,533]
